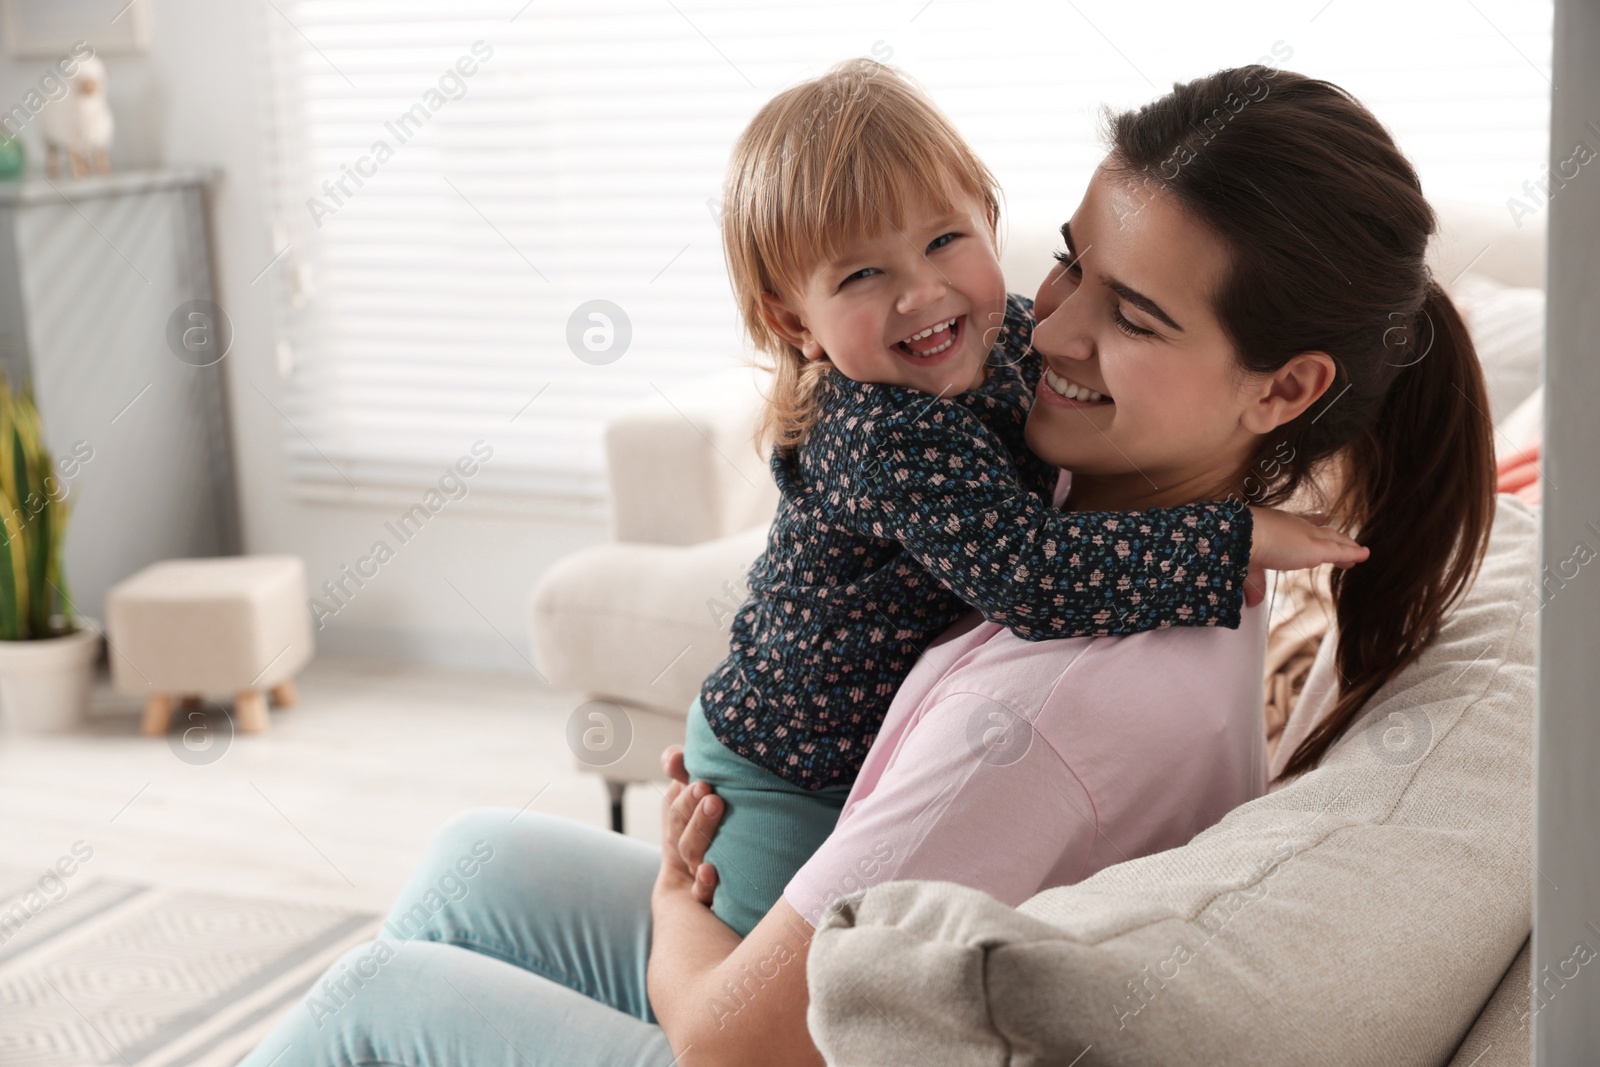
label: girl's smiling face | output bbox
[1025,166,1272,510]
[761,188,1008,398]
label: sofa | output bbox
[528,203,1545,1062]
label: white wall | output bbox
[1537,0,1600,1058]
[0,0,605,675]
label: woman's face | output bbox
[1024,166,1267,508]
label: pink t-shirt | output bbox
[784,599,1269,926]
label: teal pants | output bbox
[680,701,853,936]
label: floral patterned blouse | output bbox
[699,293,1252,788]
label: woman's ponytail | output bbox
[1280,282,1496,777]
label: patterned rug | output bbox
[0,866,378,1066]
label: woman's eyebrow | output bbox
[1062,221,1185,333]
[1107,280,1184,333]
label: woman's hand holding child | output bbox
[657,744,722,908]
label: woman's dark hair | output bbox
[1106,66,1496,778]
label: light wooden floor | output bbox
[0,656,666,913]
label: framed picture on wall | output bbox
[0,0,150,58]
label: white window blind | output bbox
[263,0,1550,517]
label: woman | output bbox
[240,66,1492,1066]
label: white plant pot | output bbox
[0,619,101,735]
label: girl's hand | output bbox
[657,745,721,907]
[1245,506,1369,606]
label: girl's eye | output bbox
[926,232,959,253]
[1112,309,1156,338]
[841,266,879,286]
[1052,248,1083,275]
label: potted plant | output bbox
[0,379,97,733]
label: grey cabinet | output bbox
[0,169,240,624]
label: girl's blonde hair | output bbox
[721,59,1002,449]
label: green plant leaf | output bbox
[0,378,73,640]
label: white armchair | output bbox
[529,368,776,831]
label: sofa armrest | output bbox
[606,367,779,545]
[530,524,769,715]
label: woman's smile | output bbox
[1038,360,1112,406]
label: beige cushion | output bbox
[105,556,314,695]
[1451,274,1544,425]
[808,497,1537,1067]
[1429,199,1546,291]
[1445,938,1530,1066]
[530,524,768,717]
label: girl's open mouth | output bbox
[894,315,964,363]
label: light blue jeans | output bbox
[239,808,680,1066]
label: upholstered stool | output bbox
[106,556,314,735]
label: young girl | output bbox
[685,59,1366,935]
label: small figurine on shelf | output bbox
[40,56,113,178]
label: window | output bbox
[263,0,1550,516]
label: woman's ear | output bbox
[1242,350,1337,434]
[760,293,825,361]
